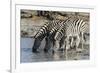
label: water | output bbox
[20,38,89,63]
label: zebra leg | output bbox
[44,36,53,53]
[65,37,70,51]
[59,36,66,52]
[32,34,45,53]
[82,32,84,50]
[76,34,82,52]
[44,37,50,52]
[54,40,60,53]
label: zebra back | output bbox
[65,17,89,36]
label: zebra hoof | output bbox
[44,49,48,53]
[52,50,55,54]
[32,49,39,53]
[76,49,83,53]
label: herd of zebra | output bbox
[32,16,89,54]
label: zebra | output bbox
[53,24,67,53]
[32,19,65,53]
[54,16,89,52]
[32,16,89,53]
[67,17,89,51]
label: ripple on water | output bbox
[20,38,90,63]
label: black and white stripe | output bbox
[66,17,89,50]
[32,16,89,53]
[32,19,65,53]
[54,17,89,51]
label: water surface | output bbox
[20,38,89,63]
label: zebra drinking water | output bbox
[54,16,89,52]
[32,19,65,53]
[32,16,89,53]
